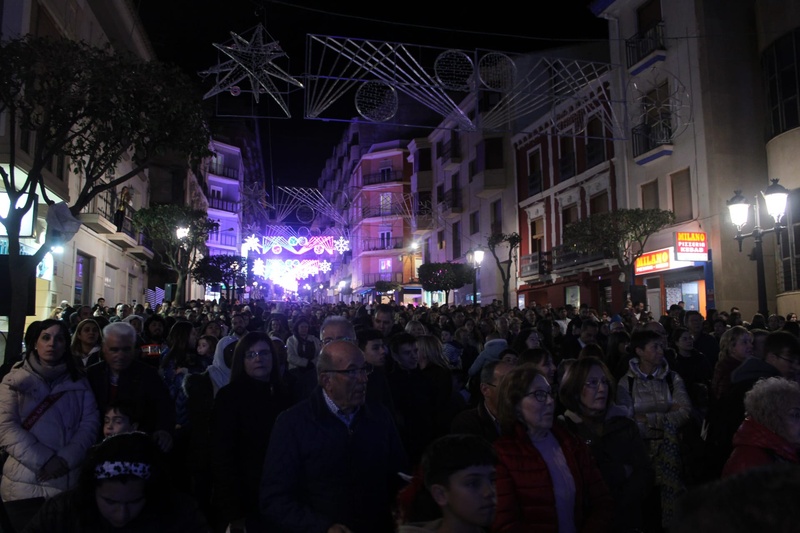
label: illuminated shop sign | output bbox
[634,246,696,275]
[674,231,708,262]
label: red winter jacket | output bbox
[722,417,800,478]
[492,423,613,533]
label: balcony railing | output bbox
[626,22,666,68]
[80,189,115,221]
[551,244,607,270]
[355,237,405,253]
[631,119,673,158]
[208,233,240,247]
[207,196,240,212]
[363,271,404,285]
[520,251,551,277]
[360,205,405,219]
[208,161,240,180]
[363,170,404,185]
[439,139,462,161]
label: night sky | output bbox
[134,0,609,189]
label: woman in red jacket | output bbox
[492,364,613,533]
[722,376,800,477]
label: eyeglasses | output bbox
[244,350,271,360]
[584,378,611,389]
[322,364,374,378]
[523,389,554,403]
[321,336,354,346]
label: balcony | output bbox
[626,22,667,75]
[78,190,116,234]
[363,169,404,186]
[438,188,462,219]
[632,119,673,164]
[359,205,405,220]
[108,206,138,249]
[208,232,240,248]
[207,196,240,212]
[362,271,404,286]
[551,244,607,271]
[412,213,434,234]
[439,140,462,171]
[129,232,154,261]
[208,161,240,180]
[474,169,507,199]
[354,237,404,254]
[520,251,551,279]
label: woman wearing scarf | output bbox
[0,319,99,531]
[286,316,322,371]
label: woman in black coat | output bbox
[210,332,290,533]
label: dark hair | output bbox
[510,327,539,354]
[558,356,616,414]
[578,343,605,360]
[390,332,417,355]
[197,334,218,356]
[421,434,497,489]
[74,432,170,527]
[517,347,552,366]
[230,331,280,386]
[103,398,142,426]
[671,326,691,345]
[765,330,800,359]
[496,364,546,435]
[356,328,384,350]
[291,316,311,338]
[162,321,196,370]
[31,319,81,381]
[629,329,663,357]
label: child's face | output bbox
[433,465,497,528]
[103,409,137,438]
[197,339,211,356]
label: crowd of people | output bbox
[0,295,799,531]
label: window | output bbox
[585,117,607,168]
[470,211,480,235]
[436,184,445,204]
[74,252,93,306]
[468,160,476,182]
[559,136,576,180]
[379,230,392,249]
[380,167,392,181]
[209,186,222,200]
[764,29,800,139]
[637,0,662,33]
[415,191,431,215]
[528,150,543,197]
[590,191,609,214]
[379,258,392,272]
[642,180,659,209]
[438,230,445,250]
[19,129,31,154]
[670,168,692,222]
[531,218,544,253]
[380,192,392,215]
[490,200,502,235]
[414,148,432,172]
[562,204,579,227]
[452,221,462,259]
[483,138,504,170]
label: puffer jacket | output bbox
[617,358,691,440]
[0,359,99,501]
[722,417,800,477]
[492,423,613,533]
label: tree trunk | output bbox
[4,255,37,366]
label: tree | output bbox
[190,254,247,302]
[0,36,210,363]
[562,208,676,297]
[418,262,472,305]
[133,206,217,305]
[486,232,522,309]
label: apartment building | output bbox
[591,0,800,318]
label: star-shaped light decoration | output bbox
[241,234,262,255]
[319,260,332,273]
[200,24,304,117]
[333,236,350,254]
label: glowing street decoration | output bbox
[261,235,334,255]
[252,258,332,283]
[333,236,350,254]
[241,234,262,256]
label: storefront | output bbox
[634,232,714,316]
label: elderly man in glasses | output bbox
[261,340,408,533]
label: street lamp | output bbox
[727,179,789,316]
[466,246,485,306]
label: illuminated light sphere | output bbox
[272,245,282,254]
[314,245,324,255]
[434,50,474,92]
[288,236,298,246]
[230,86,241,96]
[478,52,516,91]
[297,236,308,246]
[355,81,398,122]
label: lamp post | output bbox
[466,246,485,306]
[727,179,789,316]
